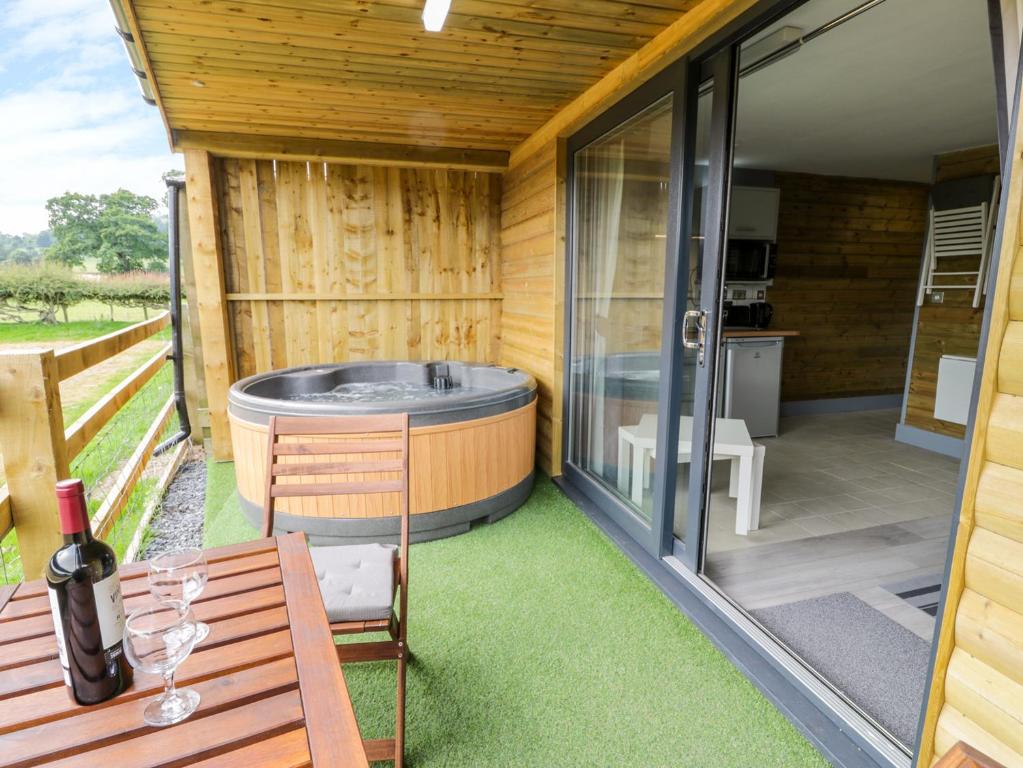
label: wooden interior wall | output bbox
[499,141,564,476]
[770,171,930,401]
[917,124,1023,765]
[215,158,502,380]
[905,146,1001,438]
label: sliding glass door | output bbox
[566,54,734,559]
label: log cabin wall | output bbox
[214,157,502,380]
[499,141,565,477]
[770,171,930,402]
[904,146,1001,438]
[916,128,1023,764]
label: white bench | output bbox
[617,414,765,535]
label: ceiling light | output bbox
[422,0,451,32]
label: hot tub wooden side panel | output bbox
[229,400,537,519]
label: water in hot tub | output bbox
[286,381,488,403]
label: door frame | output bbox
[562,58,695,557]
[670,46,741,571]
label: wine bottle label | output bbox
[46,587,72,687]
[92,573,125,651]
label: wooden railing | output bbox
[0,311,177,578]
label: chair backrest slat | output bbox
[273,439,404,456]
[270,479,405,497]
[271,459,404,477]
[272,414,407,435]
[262,414,411,616]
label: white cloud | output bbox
[0,0,181,234]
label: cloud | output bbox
[0,0,181,234]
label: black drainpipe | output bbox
[154,178,191,456]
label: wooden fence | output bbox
[0,312,184,579]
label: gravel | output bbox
[140,448,207,559]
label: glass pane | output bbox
[569,95,673,521]
[669,80,714,542]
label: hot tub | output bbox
[228,361,537,544]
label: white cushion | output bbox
[310,543,396,623]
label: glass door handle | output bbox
[682,309,707,366]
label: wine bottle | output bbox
[46,479,132,705]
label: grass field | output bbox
[203,471,828,768]
[0,319,132,344]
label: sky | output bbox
[0,0,183,235]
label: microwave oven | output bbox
[725,239,776,282]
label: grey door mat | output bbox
[752,591,929,747]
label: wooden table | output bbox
[0,533,369,768]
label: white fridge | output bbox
[719,337,784,438]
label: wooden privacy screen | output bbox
[214,158,502,379]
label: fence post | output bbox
[0,350,69,579]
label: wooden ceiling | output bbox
[126,0,700,163]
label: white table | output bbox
[616,414,765,535]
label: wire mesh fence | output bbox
[0,362,178,584]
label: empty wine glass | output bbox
[124,603,200,727]
[148,548,210,644]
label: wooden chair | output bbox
[263,413,410,767]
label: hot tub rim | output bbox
[228,360,537,427]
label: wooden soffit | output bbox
[120,0,707,168]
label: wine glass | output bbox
[148,548,210,644]
[123,603,200,727]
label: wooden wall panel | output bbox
[918,116,1023,764]
[905,146,999,438]
[215,158,502,379]
[770,172,929,401]
[499,141,563,475]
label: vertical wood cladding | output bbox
[770,172,930,401]
[500,142,563,476]
[214,158,503,379]
[905,146,1000,438]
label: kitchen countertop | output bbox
[722,330,801,338]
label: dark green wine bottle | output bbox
[46,479,132,705]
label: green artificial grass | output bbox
[203,464,827,767]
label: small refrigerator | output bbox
[719,337,784,438]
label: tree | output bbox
[95,190,166,273]
[43,189,167,273]
[45,192,101,268]
[0,232,48,265]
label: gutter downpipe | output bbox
[154,178,191,456]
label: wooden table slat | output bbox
[0,585,288,673]
[0,534,365,767]
[187,727,312,768]
[10,539,278,601]
[39,690,306,768]
[0,657,300,768]
[0,570,284,647]
[0,629,295,735]
[3,550,281,621]
[0,606,292,700]
[278,533,370,768]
